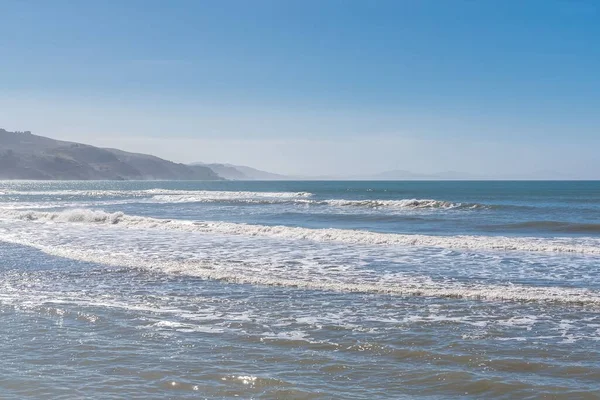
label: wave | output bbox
[150,195,483,209]
[1,188,492,210]
[322,199,482,209]
[0,188,488,209]
[1,236,599,307]
[3,208,600,255]
[0,189,314,198]
[150,194,309,205]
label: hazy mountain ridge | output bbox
[191,162,288,180]
[1,129,575,181]
[0,129,221,180]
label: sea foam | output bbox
[149,196,482,209]
[2,208,600,255]
[0,188,485,209]
[0,189,314,198]
[1,235,599,307]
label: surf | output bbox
[1,236,599,307]
[3,208,600,255]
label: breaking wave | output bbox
[322,199,482,209]
[3,208,600,255]
[1,188,492,210]
[0,188,490,209]
[150,195,484,209]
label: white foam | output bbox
[2,188,485,210]
[2,208,600,255]
[1,236,599,306]
[0,189,314,199]
[497,316,539,329]
[150,194,309,204]
[323,199,479,209]
[149,195,479,209]
[4,209,125,224]
[148,190,313,199]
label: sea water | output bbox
[0,180,599,399]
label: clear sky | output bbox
[1,0,599,177]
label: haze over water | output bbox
[1,180,599,398]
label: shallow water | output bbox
[0,180,599,399]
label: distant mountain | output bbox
[2,128,574,181]
[0,129,221,180]
[191,162,288,180]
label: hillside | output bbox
[0,129,221,180]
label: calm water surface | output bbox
[1,181,599,399]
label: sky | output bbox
[1,0,599,178]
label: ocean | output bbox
[0,180,599,399]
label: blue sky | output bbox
[1,0,599,177]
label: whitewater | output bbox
[3,208,600,255]
[1,180,599,398]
